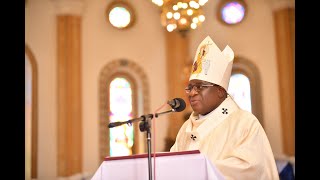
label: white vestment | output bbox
[170,96,279,180]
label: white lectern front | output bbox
[91,150,225,180]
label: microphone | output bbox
[155,98,186,118]
[167,98,186,112]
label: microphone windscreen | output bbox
[174,98,186,112]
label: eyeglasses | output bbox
[184,83,215,94]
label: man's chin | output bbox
[191,106,201,114]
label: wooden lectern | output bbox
[91,150,225,180]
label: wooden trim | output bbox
[57,15,82,176]
[25,45,38,179]
[104,150,200,161]
[273,8,295,156]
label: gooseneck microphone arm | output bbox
[108,114,153,128]
[155,98,186,118]
[154,109,175,118]
[108,98,186,128]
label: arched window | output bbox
[228,57,264,126]
[99,59,150,160]
[228,73,252,112]
[109,77,134,156]
[25,45,38,179]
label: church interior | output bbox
[25,0,295,179]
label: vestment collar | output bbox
[185,96,240,141]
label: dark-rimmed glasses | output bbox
[184,83,215,94]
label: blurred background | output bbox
[25,0,295,179]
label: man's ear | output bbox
[218,87,227,99]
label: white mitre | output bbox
[189,36,234,91]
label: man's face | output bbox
[186,79,224,115]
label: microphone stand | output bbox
[139,114,154,180]
[108,106,182,180]
[108,114,154,180]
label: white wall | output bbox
[81,0,167,174]
[25,0,285,178]
[25,0,57,179]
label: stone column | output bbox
[53,0,85,176]
[164,31,192,151]
[271,0,295,156]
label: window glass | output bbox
[109,7,131,28]
[109,77,134,156]
[228,73,252,112]
[219,0,246,25]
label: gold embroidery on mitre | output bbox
[191,41,211,75]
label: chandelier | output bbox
[151,0,208,34]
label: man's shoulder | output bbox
[233,108,257,118]
[181,118,192,127]
[229,109,260,125]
